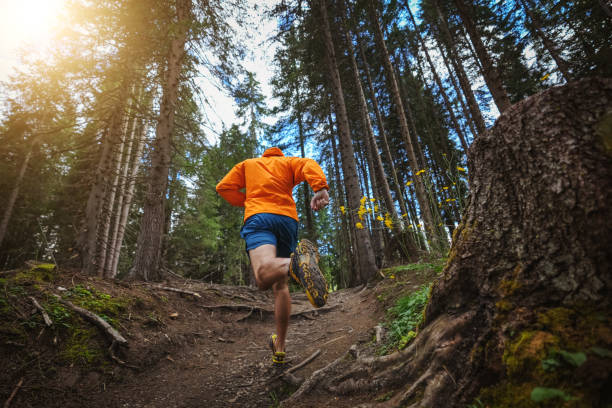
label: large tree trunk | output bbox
[452,0,512,112]
[130,0,190,281]
[283,78,612,407]
[317,0,378,284]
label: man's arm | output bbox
[310,188,329,211]
[216,162,246,207]
[291,158,330,211]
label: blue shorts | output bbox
[240,213,298,258]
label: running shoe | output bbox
[289,239,329,308]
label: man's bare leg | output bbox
[272,278,290,352]
[249,244,291,352]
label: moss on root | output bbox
[474,306,611,407]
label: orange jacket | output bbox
[216,147,329,222]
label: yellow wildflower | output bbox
[389,275,395,280]
[340,206,345,215]
[417,224,422,229]
[358,205,366,220]
[374,204,379,212]
[355,222,364,229]
[408,224,413,229]
[370,198,376,202]
[443,186,449,190]
[406,180,413,186]
[453,182,456,185]
[401,213,407,218]
[457,166,466,172]
[385,219,393,229]
[376,215,384,221]
[438,202,442,208]
[445,198,451,202]
[415,169,426,176]
[450,198,456,202]
[438,223,443,227]
[367,207,372,214]
[541,73,550,81]
[360,196,367,205]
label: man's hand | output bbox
[310,189,330,211]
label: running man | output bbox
[216,147,330,365]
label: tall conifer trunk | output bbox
[452,0,512,111]
[131,0,190,281]
[434,0,487,135]
[366,1,440,249]
[316,0,377,284]
[357,40,409,219]
[405,2,469,154]
[0,138,35,247]
[519,0,571,82]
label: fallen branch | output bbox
[28,296,52,327]
[150,285,201,298]
[53,295,127,345]
[3,377,23,408]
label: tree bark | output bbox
[328,112,354,288]
[316,0,378,284]
[366,1,440,250]
[284,78,612,408]
[452,0,512,112]
[130,0,190,281]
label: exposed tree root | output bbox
[148,285,202,298]
[28,296,52,327]
[54,295,128,346]
[199,303,338,320]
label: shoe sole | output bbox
[290,240,328,308]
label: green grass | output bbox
[380,283,431,354]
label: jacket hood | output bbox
[262,147,284,157]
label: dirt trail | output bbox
[1,264,438,408]
[76,281,381,407]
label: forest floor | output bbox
[0,260,441,407]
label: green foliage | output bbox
[530,387,577,402]
[60,327,104,366]
[380,283,431,354]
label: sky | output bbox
[0,0,278,143]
